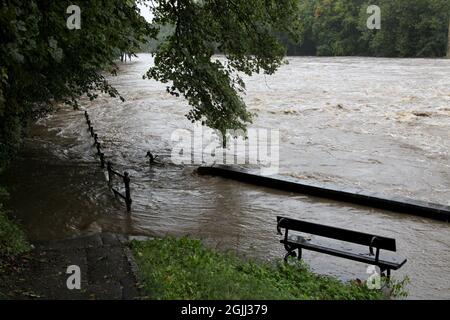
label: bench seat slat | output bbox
[281,239,407,270]
[277,216,397,251]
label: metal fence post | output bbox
[99,152,105,168]
[124,172,131,212]
[82,113,133,213]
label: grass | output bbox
[131,237,385,300]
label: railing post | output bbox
[124,172,131,212]
[99,152,105,168]
[107,161,112,186]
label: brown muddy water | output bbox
[3,54,450,299]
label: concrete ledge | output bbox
[197,165,450,222]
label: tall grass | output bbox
[131,237,384,300]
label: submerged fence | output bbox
[107,161,132,212]
[84,110,132,212]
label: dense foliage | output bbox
[1,0,302,164]
[131,237,386,300]
[282,0,450,57]
[0,0,152,166]
[0,187,29,263]
[145,0,301,136]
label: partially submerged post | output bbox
[124,172,132,212]
[99,152,105,168]
[146,151,159,165]
[106,162,132,213]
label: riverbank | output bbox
[131,237,384,300]
[1,230,387,300]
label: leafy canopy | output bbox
[144,0,301,135]
[0,0,153,164]
[0,0,300,161]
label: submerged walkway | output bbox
[0,233,143,300]
[198,165,450,222]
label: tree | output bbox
[360,0,450,57]
[1,0,301,162]
[144,0,301,136]
[269,0,450,58]
[312,0,368,56]
[0,0,154,165]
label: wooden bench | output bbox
[277,216,407,278]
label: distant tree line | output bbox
[280,0,450,57]
[143,1,450,58]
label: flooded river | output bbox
[3,54,450,299]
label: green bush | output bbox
[0,210,29,259]
[0,186,29,260]
[131,237,384,300]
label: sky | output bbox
[138,3,154,23]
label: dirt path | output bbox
[0,233,143,300]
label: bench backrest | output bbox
[277,216,397,251]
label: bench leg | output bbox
[297,248,302,260]
[284,250,297,262]
[386,269,391,280]
[380,268,392,287]
[381,268,391,279]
